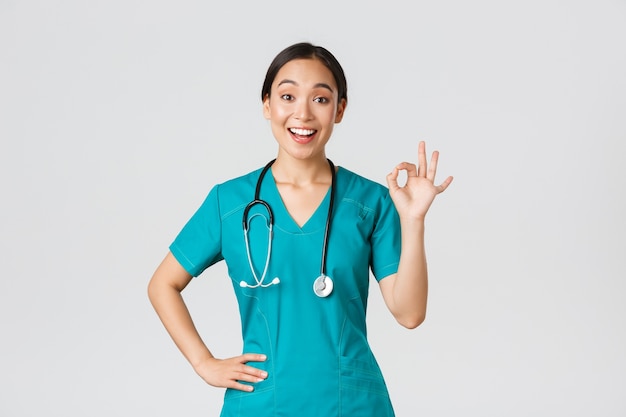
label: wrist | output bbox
[399,215,426,228]
[190,352,215,370]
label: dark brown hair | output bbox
[261,42,348,104]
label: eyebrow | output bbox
[277,79,335,93]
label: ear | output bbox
[334,98,347,123]
[263,94,271,120]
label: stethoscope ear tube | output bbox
[243,159,277,231]
[243,199,273,231]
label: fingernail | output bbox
[261,371,268,378]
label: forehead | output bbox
[273,58,336,89]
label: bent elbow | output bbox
[397,312,426,330]
[147,279,158,304]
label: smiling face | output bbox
[263,58,346,163]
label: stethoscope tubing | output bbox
[320,159,336,277]
[241,159,336,295]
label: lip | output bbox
[289,127,317,144]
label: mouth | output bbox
[288,127,317,144]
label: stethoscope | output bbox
[240,158,336,297]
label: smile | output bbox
[288,127,317,144]
[289,128,316,136]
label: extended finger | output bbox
[240,353,267,363]
[427,150,439,182]
[227,362,269,392]
[230,381,256,392]
[238,354,268,380]
[233,365,267,383]
[417,141,427,177]
[436,175,454,193]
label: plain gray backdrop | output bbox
[1,0,625,415]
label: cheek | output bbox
[267,103,290,121]
[320,106,339,124]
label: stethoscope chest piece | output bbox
[313,275,333,297]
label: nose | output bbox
[294,99,313,121]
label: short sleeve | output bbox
[169,185,224,277]
[370,192,401,281]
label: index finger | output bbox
[240,353,267,363]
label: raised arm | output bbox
[379,141,453,329]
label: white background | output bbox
[1,1,625,416]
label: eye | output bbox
[280,94,294,101]
[313,96,329,104]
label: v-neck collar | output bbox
[261,167,340,234]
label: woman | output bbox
[148,42,452,416]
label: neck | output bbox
[271,154,332,186]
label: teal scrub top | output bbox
[170,165,401,417]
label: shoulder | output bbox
[338,166,390,200]
[199,167,265,215]
[337,166,395,216]
[215,167,263,194]
[335,167,399,237]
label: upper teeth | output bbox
[290,128,315,135]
